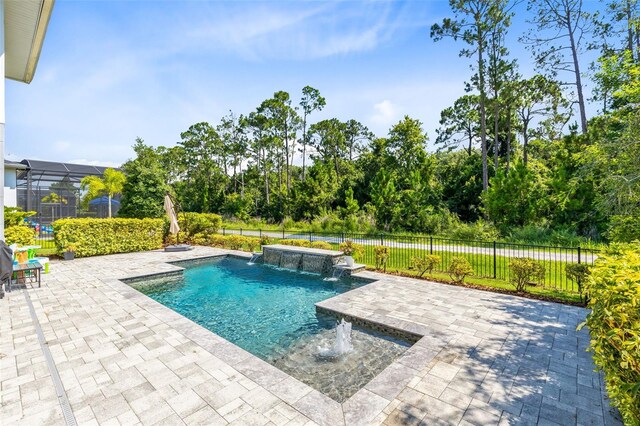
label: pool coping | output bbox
[113,251,452,426]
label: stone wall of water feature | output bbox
[281,252,303,270]
[263,249,282,267]
[262,244,343,274]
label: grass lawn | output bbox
[319,242,583,304]
[34,239,57,257]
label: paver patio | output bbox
[0,247,622,425]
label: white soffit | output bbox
[5,0,55,84]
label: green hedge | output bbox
[5,225,36,246]
[191,233,262,252]
[53,218,164,258]
[178,213,222,237]
[582,243,640,425]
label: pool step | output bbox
[332,263,366,276]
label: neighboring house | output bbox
[16,158,122,224]
[4,159,26,208]
[1,0,55,238]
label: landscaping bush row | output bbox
[5,225,36,246]
[185,234,339,252]
[53,218,164,257]
[190,233,263,252]
[177,213,222,238]
[581,244,640,425]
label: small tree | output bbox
[81,168,126,218]
[509,258,545,292]
[448,257,473,284]
[374,245,390,272]
[566,263,590,302]
[411,255,441,277]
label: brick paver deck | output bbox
[0,248,621,425]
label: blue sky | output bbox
[6,0,601,167]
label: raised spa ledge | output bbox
[333,263,366,276]
[262,244,344,274]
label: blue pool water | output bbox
[135,256,364,359]
[131,255,410,402]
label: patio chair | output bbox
[0,241,14,298]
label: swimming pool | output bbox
[129,256,410,402]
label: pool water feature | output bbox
[129,256,410,402]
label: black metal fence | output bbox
[29,227,56,253]
[220,228,599,293]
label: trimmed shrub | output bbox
[187,233,261,252]
[190,232,208,246]
[53,218,164,257]
[339,240,363,259]
[508,258,545,292]
[565,263,590,301]
[5,225,36,246]
[245,237,261,252]
[374,246,390,272]
[582,244,640,424]
[411,254,440,277]
[207,234,228,247]
[179,213,222,238]
[279,239,311,248]
[4,207,35,228]
[226,235,247,250]
[448,257,473,284]
[310,241,333,250]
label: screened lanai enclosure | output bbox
[16,159,121,227]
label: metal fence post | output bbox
[341,232,345,243]
[240,228,243,235]
[493,241,497,279]
[380,234,384,246]
[430,236,433,254]
[259,229,262,238]
[309,231,312,242]
[578,246,581,264]
[223,228,225,236]
[282,229,285,239]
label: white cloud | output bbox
[175,1,431,61]
[370,100,398,128]
[66,159,122,168]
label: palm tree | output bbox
[81,168,126,218]
[41,193,68,222]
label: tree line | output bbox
[119,0,640,244]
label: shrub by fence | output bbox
[5,225,36,246]
[53,218,164,257]
[582,244,640,425]
[177,213,222,239]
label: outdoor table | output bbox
[9,261,42,292]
